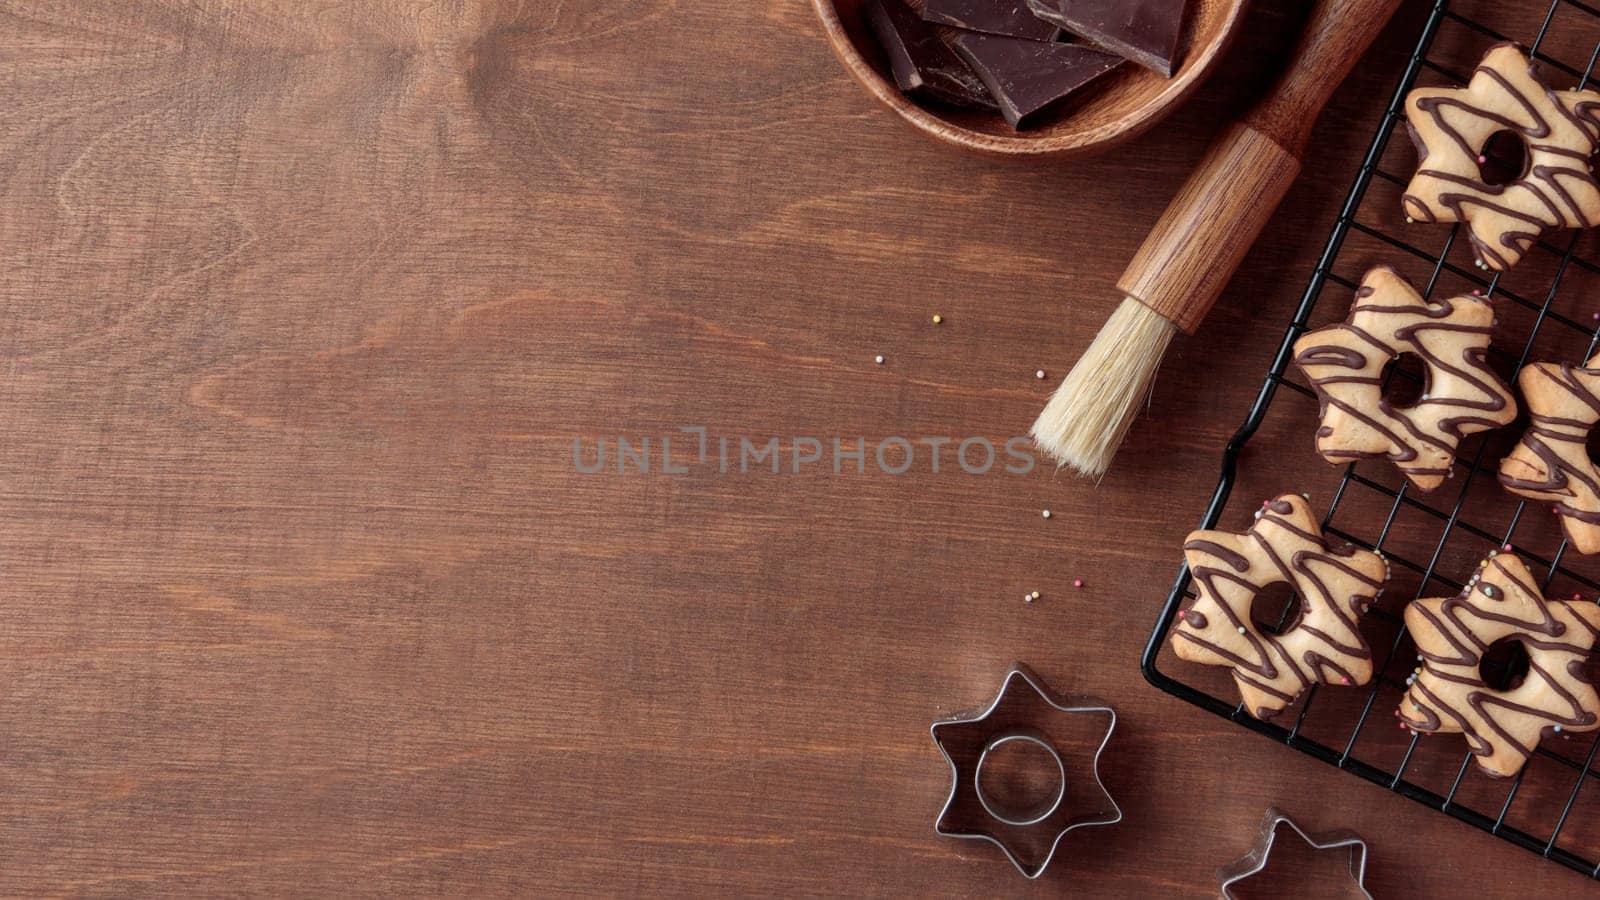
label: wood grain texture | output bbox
[1118,123,1300,332]
[0,0,1596,896]
[1120,0,1401,333]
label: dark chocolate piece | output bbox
[864,0,998,109]
[952,33,1123,129]
[1024,0,1186,77]
[920,0,1060,42]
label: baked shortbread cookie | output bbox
[1403,42,1600,272]
[1293,266,1517,490]
[1172,494,1388,720]
[1499,354,1600,554]
[1399,552,1600,777]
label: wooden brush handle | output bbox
[1116,0,1403,334]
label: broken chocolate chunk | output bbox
[1024,0,1186,77]
[952,33,1123,129]
[864,0,999,109]
[920,0,1061,42]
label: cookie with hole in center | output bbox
[1292,266,1517,491]
[1399,552,1600,778]
[1499,354,1600,554]
[1172,494,1388,720]
[1402,42,1600,272]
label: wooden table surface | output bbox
[7,0,1600,895]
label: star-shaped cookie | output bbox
[1292,266,1517,490]
[1403,42,1600,271]
[1171,494,1388,720]
[1499,353,1600,554]
[1399,552,1600,777]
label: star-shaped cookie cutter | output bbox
[930,662,1121,879]
[1218,807,1371,899]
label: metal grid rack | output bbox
[1142,0,1600,879]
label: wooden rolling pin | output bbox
[1032,0,1405,478]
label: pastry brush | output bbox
[1031,0,1402,477]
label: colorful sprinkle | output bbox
[1178,610,1188,619]
[1478,154,1488,164]
[1073,579,1084,588]
[1502,543,1512,552]
[931,314,943,325]
[1030,591,1040,600]
[1341,677,1350,685]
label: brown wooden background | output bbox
[5,0,1600,895]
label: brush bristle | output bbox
[1030,298,1176,479]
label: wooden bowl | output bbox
[812,0,1251,157]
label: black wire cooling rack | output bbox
[1143,0,1600,879]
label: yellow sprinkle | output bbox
[931,314,943,325]
[1030,590,1040,600]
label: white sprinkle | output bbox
[1406,216,1415,224]
[1237,626,1246,634]
[1035,369,1046,380]
[874,355,885,365]
[1042,509,1052,519]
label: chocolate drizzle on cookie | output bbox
[1173,494,1387,720]
[1292,266,1516,491]
[1399,553,1600,778]
[1498,356,1600,553]
[1402,42,1600,271]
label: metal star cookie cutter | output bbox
[1218,807,1371,899]
[930,662,1121,879]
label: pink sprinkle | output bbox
[1576,593,1582,601]
[1478,154,1488,163]
[1262,500,1270,507]
[1502,543,1513,552]
[1177,610,1187,619]
[1341,677,1350,685]
[1074,579,1084,588]
[1593,312,1600,321]
[1473,289,1483,296]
